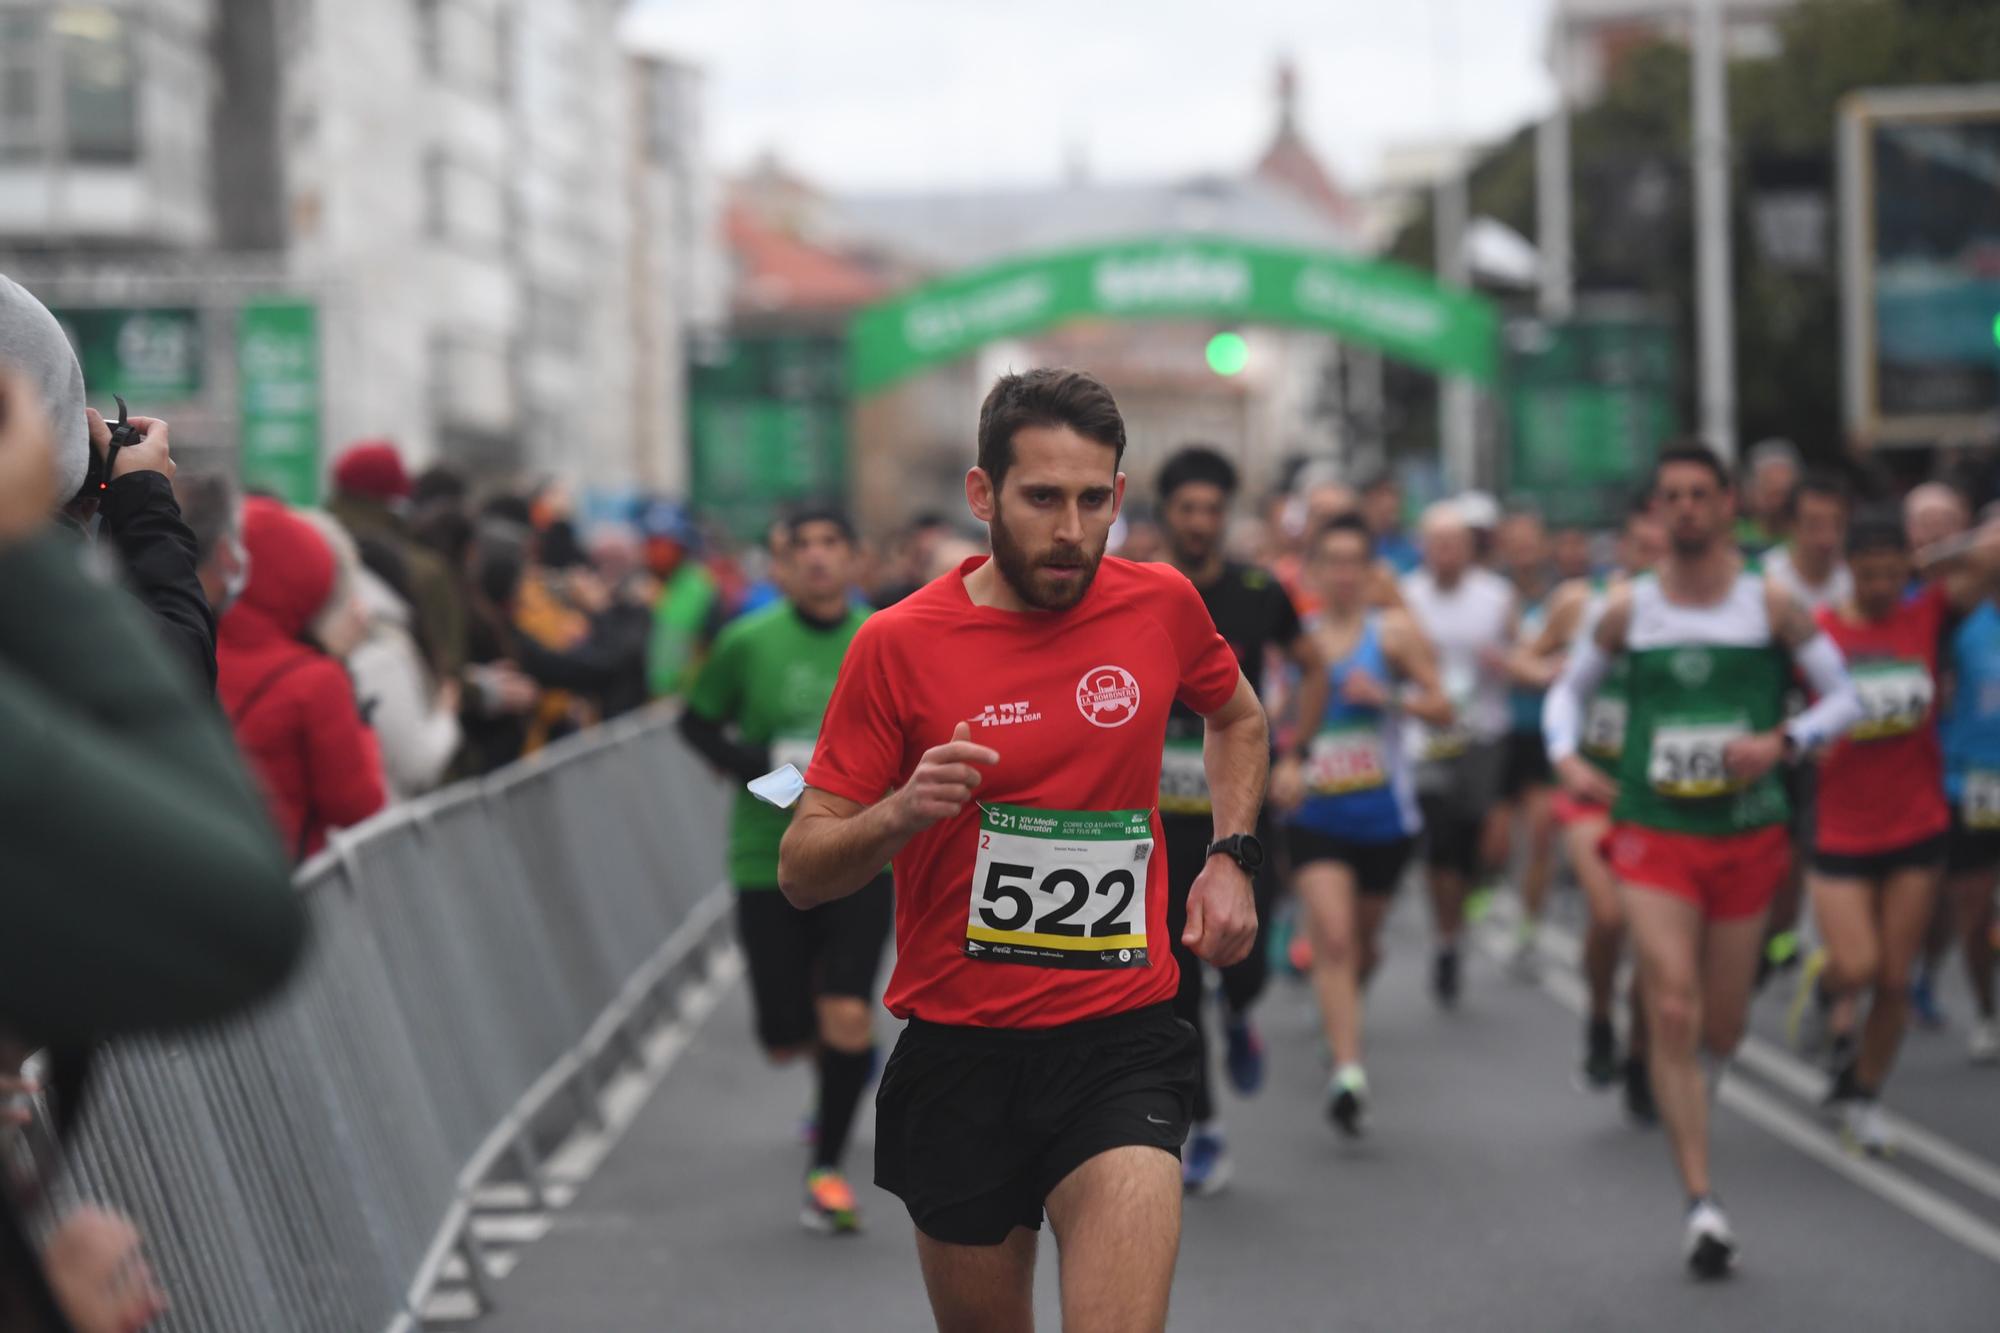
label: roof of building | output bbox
[723,200,887,314]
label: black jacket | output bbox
[99,471,217,694]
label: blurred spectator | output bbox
[737,519,791,615]
[1738,438,1801,554]
[0,369,300,1333]
[218,497,388,861]
[306,514,463,801]
[1550,524,1594,582]
[1115,517,1164,562]
[175,473,250,616]
[328,440,467,678]
[639,498,724,699]
[1361,471,1420,573]
[1,274,214,693]
[1906,480,1971,551]
[870,511,955,607]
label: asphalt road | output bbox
[465,881,2000,1332]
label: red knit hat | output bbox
[332,440,412,500]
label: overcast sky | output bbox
[625,0,1559,194]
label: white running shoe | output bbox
[1841,1099,1894,1158]
[1683,1199,1738,1280]
[1969,1019,2000,1066]
[1507,933,1543,984]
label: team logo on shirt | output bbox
[1670,648,1714,688]
[1076,665,1142,728]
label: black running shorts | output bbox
[733,875,893,1052]
[1948,809,2000,875]
[874,1002,1197,1246]
[1810,833,1949,881]
[1286,827,1415,897]
[1501,728,1554,799]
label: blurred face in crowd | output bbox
[971,425,1121,612]
[1751,456,1799,524]
[1617,512,1667,575]
[204,523,250,615]
[1496,514,1550,587]
[1306,482,1359,536]
[316,589,369,660]
[1551,526,1593,581]
[1362,481,1402,538]
[1311,525,1374,614]
[1421,511,1474,584]
[1905,484,1969,551]
[1851,543,1912,621]
[785,519,854,610]
[1161,480,1227,569]
[1118,520,1164,563]
[1655,461,1734,557]
[1791,490,1849,571]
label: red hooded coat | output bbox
[217,498,387,860]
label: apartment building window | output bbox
[0,14,45,162]
[53,5,137,163]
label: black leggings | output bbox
[1162,813,1279,1124]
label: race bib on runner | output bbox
[1582,696,1628,760]
[1850,661,1933,741]
[1159,739,1211,817]
[1423,663,1476,761]
[1306,724,1388,795]
[1648,716,1749,799]
[769,736,817,773]
[966,804,1151,970]
[1964,772,2000,831]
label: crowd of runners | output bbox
[675,367,2000,1327]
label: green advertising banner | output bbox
[237,300,321,505]
[689,333,848,542]
[1503,314,1677,527]
[847,236,1499,393]
[53,307,203,402]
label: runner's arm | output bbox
[1278,632,1330,763]
[1919,518,2000,614]
[1202,673,1269,841]
[1543,584,1629,765]
[1508,579,1587,688]
[1767,580,1861,754]
[1383,609,1454,728]
[779,787,912,909]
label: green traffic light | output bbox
[1206,331,1249,376]
[1992,312,2000,349]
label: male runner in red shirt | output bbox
[779,368,1267,1333]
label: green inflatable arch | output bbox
[846,235,1500,394]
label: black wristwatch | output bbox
[1206,833,1265,874]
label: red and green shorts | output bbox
[1605,823,1791,922]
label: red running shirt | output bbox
[807,556,1242,1028]
[1813,582,1950,856]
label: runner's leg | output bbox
[1357,895,1395,987]
[1568,815,1622,1023]
[1698,912,1768,1065]
[1624,885,1712,1198]
[915,1229,1037,1333]
[1518,784,1558,930]
[1162,822,1216,1125]
[1046,1146,1182,1333]
[1810,873,1882,1021]
[1954,867,1999,1024]
[1294,861,1363,1067]
[811,876,892,1175]
[1855,864,1939,1093]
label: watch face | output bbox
[1238,835,1266,870]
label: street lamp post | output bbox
[1692,0,1737,463]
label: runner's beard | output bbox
[991,504,1103,611]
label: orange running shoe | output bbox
[802,1168,860,1234]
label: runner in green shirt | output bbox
[678,508,890,1234]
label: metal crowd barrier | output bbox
[55,707,731,1332]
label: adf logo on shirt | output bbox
[1077,665,1142,728]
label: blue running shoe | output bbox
[1911,970,1946,1031]
[1181,1128,1232,1196]
[1223,1013,1266,1096]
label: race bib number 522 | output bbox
[965,804,1152,970]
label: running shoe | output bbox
[1827,1033,1856,1081]
[1623,1055,1658,1126]
[1286,929,1313,978]
[1465,884,1498,924]
[1181,1128,1232,1196]
[1327,1065,1369,1138]
[1970,1019,2000,1066]
[1822,1060,1860,1111]
[1432,948,1461,1009]
[1579,1017,1619,1092]
[1683,1198,1738,1279]
[1223,1011,1267,1096]
[1840,1099,1894,1158]
[1786,950,1830,1055]
[1910,970,1947,1030]
[801,1168,860,1234]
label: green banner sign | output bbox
[237,300,321,505]
[847,236,1499,393]
[689,333,848,542]
[1503,314,1678,526]
[53,307,203,402]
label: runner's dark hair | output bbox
[1846,509,1907,557]
[1157,445,1238,502]
[1652,440,1731,491]
[782,504,855,544]
[1784,470,1851,522]
[977,368,1126,488]
[1312,511,1376,558]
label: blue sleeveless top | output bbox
[1943,600,2000,803]
[1288,615,1421,843]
